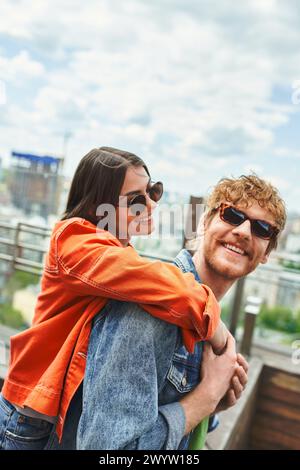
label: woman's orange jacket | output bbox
[2,217,220,440]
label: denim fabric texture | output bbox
[44,383,83,450]
[0,249,218,450]
[0,394,53,450]
[77,249,218,450]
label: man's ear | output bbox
[260,249,270,264]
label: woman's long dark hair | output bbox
[61,146,150,225]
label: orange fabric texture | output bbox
[2,217,220,440]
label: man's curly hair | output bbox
[204,174,287,254]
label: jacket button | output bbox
[181,376,187,387]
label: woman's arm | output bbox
[209,321,229,355]
[56,220,221,350]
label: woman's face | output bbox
[116,165,158,244]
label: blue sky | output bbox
[0,0,300,213]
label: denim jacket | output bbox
[77,249,218,450]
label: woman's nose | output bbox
[146,194,158,211]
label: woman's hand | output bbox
[180,334,237,435]
[200,334,238,400]
[212,353,249,414]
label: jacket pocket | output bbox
[159,343,202,405]
[5,413,53,443]
[0,394,14,416]
[167,351,200,393]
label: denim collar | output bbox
[173,249,202,284]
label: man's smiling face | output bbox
[202,200,275,281]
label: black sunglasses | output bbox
[219,203,279,240]
[120,181,163,212]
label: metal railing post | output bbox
[11,222,21,273]
[182,196,204,249]
[240,296,262,357]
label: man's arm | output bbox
[77,301,188,450]
[77,301,239,450]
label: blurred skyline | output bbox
[0,0,300,212]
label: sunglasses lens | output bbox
[148,182,163,202]
[252,220,273,239]
[128,194,146,215]
[221,205,275,239]
[222,206,245,225]
[126,182,163,215]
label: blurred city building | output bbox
[8,151,64,221]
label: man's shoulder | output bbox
[91,300,180,378]
[97,299,180,343]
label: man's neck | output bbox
[192,250,235,301]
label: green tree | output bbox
[0,271,39,329]
[280,260,300,271]
[4,270,40,300]
[258,304,300,334]
[0,303,29,329]
[220,303,231,326]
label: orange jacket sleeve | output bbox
[56,219,220,349]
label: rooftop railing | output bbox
[0,221,51,276]
[0,220,300,359]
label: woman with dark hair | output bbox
[0,147,229,450]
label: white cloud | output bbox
[0,1,44,39]
[273,147,300,159]
[243,164,264,174]
[265,175,290,192]
[0,50,45,83]
[0,0,300,212]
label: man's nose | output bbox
[231,220,252,239]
